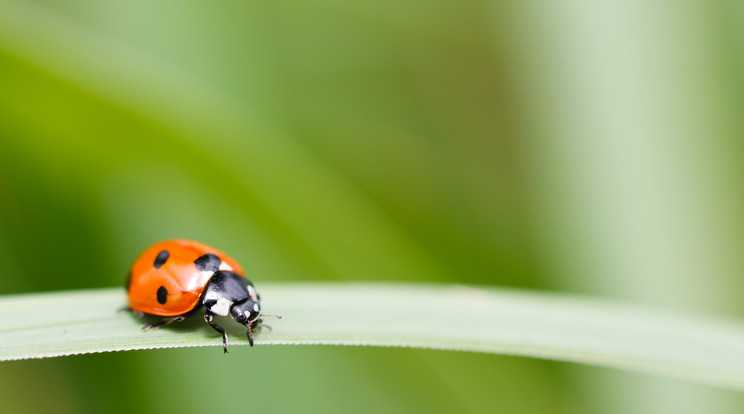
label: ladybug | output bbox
[126,239,278,352]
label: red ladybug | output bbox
[126,239,277,352]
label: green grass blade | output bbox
[2,283,744,391]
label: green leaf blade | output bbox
[2,283,744,391]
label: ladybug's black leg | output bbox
[251,314,281,334]
[245,326,254,347]
[119,307,145,316]
[142,315,186,331]
[254,323,271,333]
[204,310,229,353]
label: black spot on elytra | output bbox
[154,250,170,268]
[194,253,221,272]
[157,286,168,304]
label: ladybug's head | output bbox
[231,298,261,326]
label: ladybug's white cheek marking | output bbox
[200,270,215,281]
[253,303,260,312]
[187,271,214,291]
[219,262,233,272]
[210,298,232,316]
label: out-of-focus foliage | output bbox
[1,0,743,413]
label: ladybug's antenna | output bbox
[260,314,283,319]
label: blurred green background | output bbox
[1,0,744,412]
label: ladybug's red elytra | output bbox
[126,239,279,352]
